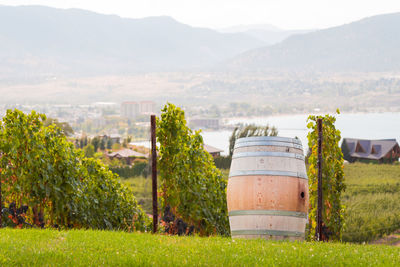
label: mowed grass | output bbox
[0,228,399,266]
[342,163,400,243]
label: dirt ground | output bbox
[371,230,400,246]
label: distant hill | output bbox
[218,24,315,45]
[0,5,264,77]
[227,13,400,72]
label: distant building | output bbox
[93,102,117,108]
[121,102,140,118]
[204,144,224,158]
[99,133,121,145]
[108,148,148,165]
[140,101,156,114]
[341,138,400,163]
[109,134,122,144]
[189,118,219,129]
[92,117,106,128]
[121,101,155,118]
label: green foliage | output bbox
[306,112,345,241]
[122,136,132,148]
[157,103,229,236]
[83,144,95,158]
[108,158,124,168]
[0,109,149,231]
[100,138,106,150]
[91,137,100,152]
[213,156,232,169]
[106,139,112,149]
[122,177,153,214]
[110,162,149,178]
[229,124,278,156]
[76,158,148,230]
[44,117,74,136]
[1,229,400,266]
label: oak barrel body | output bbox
[227,136,309,240]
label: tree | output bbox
[229,124,278,157]
[106,139,112,149]
[122,139,128,148]
[100,138,106,150]
[122,136,132,148]
[157,103,229,236]
[83,144,95,158]
[306,111,346,241]
[44,117,74,136]
[91,137,100,152]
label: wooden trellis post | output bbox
[151,115,158,233]
[0,174,2,228]
[316,118,323,241]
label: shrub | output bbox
[213,156,232,170]
[110,162,149,178]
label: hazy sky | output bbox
[1,0,400,29]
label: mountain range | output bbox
[218,24,315,45]
[228,13,400,72]
[0,5,264,77]
[1,5,400,78]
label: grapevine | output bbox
[0,109,149,230]
[306,111,346,241]
[156,103,229,236]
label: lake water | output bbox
[201,112,400,155]
[131,112,400,156]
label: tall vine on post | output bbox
[156,103,229,236]
[307,111,346,241]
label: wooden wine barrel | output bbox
[227,136,309,240]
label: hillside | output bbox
[0,5,264,78]
[219,24,315,45]
[228,13,400,72]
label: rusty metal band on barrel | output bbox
[229,170,308,180]
[234,141,303,150]
[232,151,305,160]
[231,229,305,237]
[228,210,307,218]
[235,136,302,145]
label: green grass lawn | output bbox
[0,228,399,266]
[342,163,400,242]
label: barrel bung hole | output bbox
[300,192,305,199]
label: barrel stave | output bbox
[227,176,308,212]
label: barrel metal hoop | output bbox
[236,136,302,145]
[232,151,305,161]
[231,229,304,237]
[229,170,308,180]
[234,141,303,150]
[229,210,307,218]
